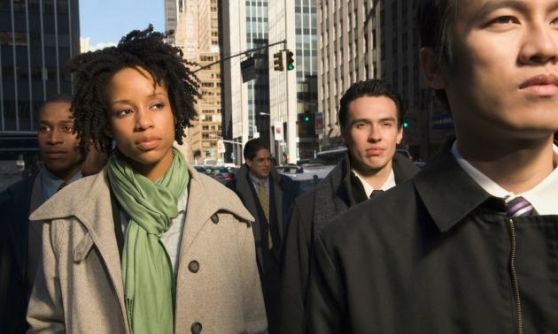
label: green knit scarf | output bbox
[107,148,188,334]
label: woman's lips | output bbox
[136,137,161,151]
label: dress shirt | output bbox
[452,141,558,215]
[249,172,270,198]
[352,168,396,198]
[39,165,82,201]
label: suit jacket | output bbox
[308,144,558,333]
[227,165,297,333]
[279,154,419,334]
[27,166,267,334]
[0,174,43,333]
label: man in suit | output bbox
[228,138,297,333]
[0,95,86,332]
[279,79,418,334]
[307,0,558,333]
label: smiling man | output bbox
[279,79,418,334]
[0,95,84,332]
[307,0,558,333]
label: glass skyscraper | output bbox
[0,0,79,154]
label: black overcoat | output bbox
[0,175,36,333]
[227,165,297,333]
[308,145,558,333]
[279,154,418,334]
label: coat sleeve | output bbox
[307,234,347,334]
[237,219,268,333]
[27,221,65,333]
[278,198,312,334]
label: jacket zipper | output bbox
[507,218,523,334]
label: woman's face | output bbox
[107,67,176,180]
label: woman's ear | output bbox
[419,47,447,90]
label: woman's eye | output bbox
[151,103,164,110]
[114,109,132,118]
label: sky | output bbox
[79,0,165,50]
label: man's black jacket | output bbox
[0,175,36,333]
[227,165,297,333]
[308,145,558,333]
[279,154,418,334]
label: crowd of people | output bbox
[2,0,558,333]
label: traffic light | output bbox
[303,114,311,123]
[403,121,409,129]
[286,50,295,71]
[273,51,283,71]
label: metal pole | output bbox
[193,39,286,73]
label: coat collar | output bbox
[29,163,254,305]
[413,143,495,232]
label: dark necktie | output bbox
[505,196,536,217]
[256,180,272,249]
[369,189,384,198]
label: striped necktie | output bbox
[505,196,536,217]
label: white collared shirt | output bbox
[39,165,82,201]
[352,168,396,197]
[451,141,558,215]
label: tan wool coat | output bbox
[27,165,267,334]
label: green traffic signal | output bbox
[403,121,409,128]
[303,115,311,122]
[286,50,294,71]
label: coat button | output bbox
[210,214,219,224]
[191,321,202,334]
[188,260,200,273]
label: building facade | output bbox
[0,0,79,159]
[219,0,271,164]
[317,0,450,160]
[167,0,223,163]
[268,0,318,161]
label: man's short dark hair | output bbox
[417,0,458,65]
[338,79,403,131]
[244,138,269,161]
[38,95,73,116]
[417,0,457,113]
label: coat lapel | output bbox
[30,172,129,331]
[179,174,214,254]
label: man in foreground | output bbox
[280,79,418,334]
[0,96,85,332]
[308,0,558,332]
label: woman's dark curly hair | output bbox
[67,25,200,148]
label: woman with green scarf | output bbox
[27,26,267,334]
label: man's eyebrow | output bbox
[350,118,371,124]
[476,0,527,18]
[476,0,558,18]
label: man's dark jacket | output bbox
[0,175,36,333]
[279,154,418,334]
[308,145,558,333]
[227,165,297,333]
